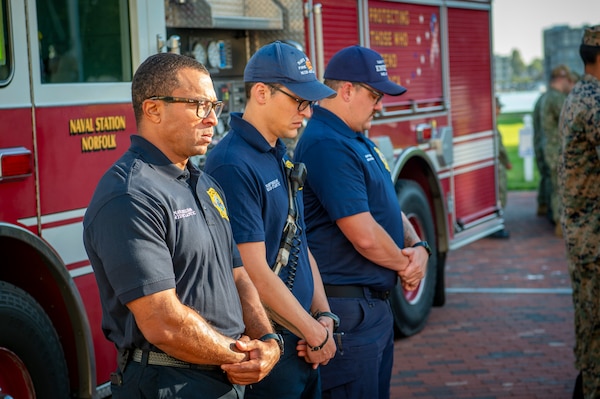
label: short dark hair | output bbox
[323,79,345,91]
[244,82,256,100]
[131,53,210,124]
[579,44,600,66]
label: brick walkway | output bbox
[391,191,577,398]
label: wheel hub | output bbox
[0,348,35,399]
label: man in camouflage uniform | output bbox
[541,64,573,236]
[532,91,551,218]
[489,97,512,238]
[558,25,600,399]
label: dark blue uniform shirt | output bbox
[83,135,245,351]
[204,113,314,311]
[295,106,404,291]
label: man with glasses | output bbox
[294,45,429,399]
[147,95,225,119]
[205,41,338,399]
[83,52,280,398]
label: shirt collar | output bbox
[311,105,364,140]
[229,112,288,158]
[129,135,190,180]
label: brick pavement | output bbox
[391,191,577,398]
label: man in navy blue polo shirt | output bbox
[204,41,338,398]
[83,52,280,398]
[294,46,430,399]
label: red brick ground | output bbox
[391,191,576,398]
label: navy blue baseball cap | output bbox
[244,41,336,101]
[324,45,407,96]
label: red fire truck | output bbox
[0,0,501,397]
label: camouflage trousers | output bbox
[498,164,507,209]
[534,146,551,210]
[568,255,600,398]
[545,150,561,224]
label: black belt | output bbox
[131,349,220,371]
[324,285,390,301]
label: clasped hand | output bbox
[296,319,337,369]
[398,246,428,291]
[220,335,280,385]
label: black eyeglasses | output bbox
[356,83,384,105]
[267,84,314,112]
[148,96,224,119]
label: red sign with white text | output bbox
[368,1,443,107]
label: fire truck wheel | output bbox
[0,281,70,399]
[390,180,437,337]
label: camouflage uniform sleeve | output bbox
[496,127,510,168]
[541,90,566,137]
[542,90,567,168]
[559,76,600,264]
[532,95,543,137]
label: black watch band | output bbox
[411,241,432,257]
[315,311,340,332]
[259,333,284,355]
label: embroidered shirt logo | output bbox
[265,179,281,192]
[365,153,375,162]
[207,187,229,220]
[173,208,196,220]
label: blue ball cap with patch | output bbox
[324,45,407,96]
[244,41,336,101]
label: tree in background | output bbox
[495,49,545,91]
[511,49,526,77]
[527,59,544,82]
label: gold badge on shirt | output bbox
[207,187,229,221]
[374,146,391,172]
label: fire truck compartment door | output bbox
[165,0,283,30]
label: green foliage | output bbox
[510,49,526,78]
[528,58,544,81]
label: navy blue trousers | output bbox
[245,329,321,399]
[320,295,394,399]
[111,361,244,399]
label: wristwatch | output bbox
[314,311,340,332]
[411,241,432,257]
[259,333,284,355]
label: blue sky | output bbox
[492,0,598,63]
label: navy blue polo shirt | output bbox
[83,135,245,351]
[294,106,403,291]
[204,113,314,311]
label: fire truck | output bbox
[0,0,501,397]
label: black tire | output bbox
[0,281,70,398]
[390,180,437,337]
[433,251,447,307]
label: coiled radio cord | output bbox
[272,162,306,291]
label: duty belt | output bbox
[131,349,220,371]
[324,284,390,301]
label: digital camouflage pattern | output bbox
[532,92,551,213]
[558,73,600,398]
[496,127,510,208]
[541,87,567,225]
[583,25,600,47]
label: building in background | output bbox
[543,25,587,83]
[494,54,512,91]
[494,24,590,93]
